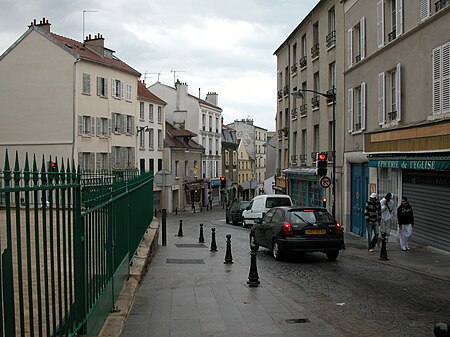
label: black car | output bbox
[226,201,250,225]
[249,206,343,261]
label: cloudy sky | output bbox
[0,0,319,131]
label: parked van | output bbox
[242,194,293,227]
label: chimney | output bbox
[206,92,218,106]
[84,33,105,55]
[29,17,51,33]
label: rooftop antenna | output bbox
[82,10,98,43]
[143,71,169,84]
[170,69,185,85]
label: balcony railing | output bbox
[326,88,336,103]
[436,0,448,11]
[326,30,336,48]
[291,108,298,119]
[388,110,398,121]
[311,151,318,160]
[291,63,298,76]
[311,44,319,59]
[355,122,361,130]
[299,104,307,117]
[311,96,320,109]
[388,30,396,42]
[277,89,283,100]
[355,54,361,63]
[299,154,307,162]
[299,55,307,68]
[291,155,298,166]
[283,85,289,97]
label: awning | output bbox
[368,153,450,171]
[185,181,207,190]
[283,167,317,176]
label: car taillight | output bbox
[283,222,294,236]
[336,221,342,234]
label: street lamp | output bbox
[291,87,336,217]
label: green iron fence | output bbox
[0,151,154,336]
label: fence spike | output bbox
[60,160,66,184]
[41,155,47,184]
[23,153,30,181]
[32,154,39,182]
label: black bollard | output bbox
[161,209,167,246]
[224,234,233,264]
[177,219,184,237]
[199,224,205,243]
[175,207,178,215]
[379,232,388,260]
[341,226,346,250]
[434,322,450,337]
[210,228,217,251]
[154,209,157,218]
[247,243,260,287]
[200,204,203,212]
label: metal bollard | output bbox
[177,219,184,237]
[379,232,388,260]
[161,209,167,246]
[224,234,233,264]
[175,207,178,215]
[199,223,205,243]
[434,322,450,337]
[210,228,217,251]
[247,243,260,287]
[154,209,157,218]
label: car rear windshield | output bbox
[240,202,250,210]
[265,197,292,208]
[287,210,334,224]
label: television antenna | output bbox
[143,71,169,84]
[82,10,98,42]
[170,69,185,85]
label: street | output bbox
[168,208,450,337]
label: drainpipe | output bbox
[72,59,81,162]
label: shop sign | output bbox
[369,159,450,171]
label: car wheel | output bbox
[326,250,339,261]
[249,231,259,251]
[272,239,283,260]
[242,219,247,228]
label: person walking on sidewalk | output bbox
[365,192,381,252]
[397,196,414,251]
[379,192,395,249]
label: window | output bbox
[112,78,123,98]
[312,72,320,109]
[209,115,212,131]
[149,104,154,122]
[78,115,94,136]
[347,17,365,68]
[387,0,403,41]
[140,102,145,120]
[78,152,95,172]
[432,42,450,115]
[82,73,91,94]
[112,113,122,133]
[312,22,319,59]
[97,77,108,97]
[96,117,110,137]
[327,6,336,48]
[233,151,237,166]
[157,129,162,149]
[139,132,145,149]
[225,150,229,166]
[347,83,366,132]
[215,139,219,155]
[126,83,132,101]
[96,152,109,171]
[157,106,162,123]
[313,125,319,154]
[378,64,401,125]
[329,62,336,90]
[148,128,154,149]
[300,34,307,68]
[202,113,206,129]
[377,0,385,48]
[420,0,430,21]
[175,161,179,177]
[158,159,162,171]
[149,158,154,172]
[125,115,134,134]
[185,161,189,177]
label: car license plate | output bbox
[305,229,326,235]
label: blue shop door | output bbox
[350,164,369,236]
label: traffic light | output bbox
[322,197,327,208]
[220,176,226,189]
[48,161,58,172]
[316,152,328,176]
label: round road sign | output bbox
[319,176,332,189]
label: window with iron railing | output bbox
[311,96,320,109]
[356,54,361,63]
[436,0,448,11]
[326,30,336,48]
[283,85,289,96]
[291,63,298,76]
[299,104,307,117]
[299,56,307,68]
[388,111,398,121]
[291,154,298,162]
[291,108,298,119]
[388,30,396,42]
[311,44,320,59]
[299,154,307,162]
[277,89,283,100]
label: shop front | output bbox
[284,168,325,207]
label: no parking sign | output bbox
[319,176,331,189]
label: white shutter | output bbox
[120,81,124,98]
[396,0,403,36]
[112,78,116,97]
[443,42,450,114]
[96,117,101,136]
[360,17,366,60]
[377,0,385,48]
[96,153,101,171]
[347,28,353,68]
[347,88,354,133]
[78,116,83,135]
[91,117,95,136]
[123,115,128,134]
[396,63,402,121]
[108,119,112,136]
[361,82,366,130]
[104,78,108,96]
[433,46,442,114]
[378,72,386,125]
[420,0,430,21]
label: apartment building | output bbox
[274,0,344,220]
[254,125,268,195]
[237,139,254,200]
[221,124,239,203]
[0,18,140,171]
[343,0,450,251]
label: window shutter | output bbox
[347,28,353,68]
[360,17,366,60]
[361,82,366,130]
[432,46,442,114]
[396,64,402,121]
[90,153,95,172]
[131,117,135,135]
[443,42,450,114]
[91,117,95,136]
[78,152,83,171]
[347,88,354,133]
[96,153,101,171]
[378,72,386,125]
[123,115,128,134]
[96,117,101,136]
[120,81,124,98]
[83,73,90,94]
[108,118,112,136]
[112,78,116,97]
[104,78,108,96]
[396,0,403,36]
[420,0,430,21]
[377,0,384,48]
[97,77,101,96]
[78,116,83,135]
[110,148,115,168]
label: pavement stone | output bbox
[99,208,450,337]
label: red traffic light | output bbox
[50,162,57,168]
[220,176,225,181]
[318,153,327,161]
[322,197,327,202]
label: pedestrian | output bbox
[365,192,381,252]
[208,194,213,210]
[397,196,414,251]
[378,192,395,249]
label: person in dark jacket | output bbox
[397,196,414,251]
[364,192,381,251]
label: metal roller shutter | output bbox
[402,170,450,252]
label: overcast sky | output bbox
[0,0,318,131]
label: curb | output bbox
[98,218,160,337]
